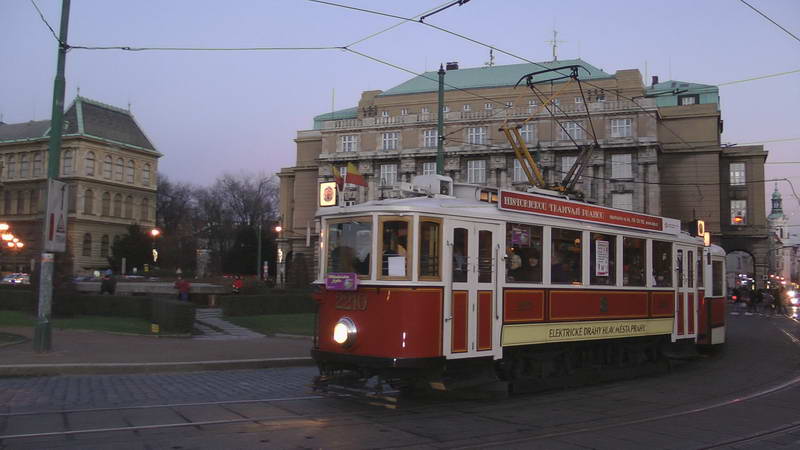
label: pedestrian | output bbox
[100,269,116,295]
[773,288,788,316]
[232,275,243,295]
[174,276,191,302]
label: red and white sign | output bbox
[498,190,680,235]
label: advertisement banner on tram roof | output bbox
[498,190,681,235]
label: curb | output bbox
[0,356,314,377]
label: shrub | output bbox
[0,290,36,312]
[220,289,316,316]
[52,294,152,319]
[150,296,195,333]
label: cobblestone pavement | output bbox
[0,367,316,414]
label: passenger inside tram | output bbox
[551,229,582,284]
[382,220,408,276]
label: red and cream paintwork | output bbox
[313,186,726,370]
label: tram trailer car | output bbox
[311,177,727,393]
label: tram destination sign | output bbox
[498,190,681,235]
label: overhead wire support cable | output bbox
[419,0,471,22]
[738,0,800,43]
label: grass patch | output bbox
[227,313,315,336]
[0,310,153,335]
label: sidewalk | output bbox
[0,326,313,377]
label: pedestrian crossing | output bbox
[193,308,265,340]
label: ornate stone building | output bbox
[0,97,160,275]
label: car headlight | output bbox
[333,317,357,348]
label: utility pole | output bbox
[34,0,71,353]
[436,64,445,175]
[256,222,262,280]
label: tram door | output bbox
[674,245,698,340]
[444,220,502,360]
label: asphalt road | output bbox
[1,311,799,449]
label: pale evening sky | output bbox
[1,0,798,220]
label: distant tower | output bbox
[767,183,789,277]
[768,183,788,239]
[547,30,565,62]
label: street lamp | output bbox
[150,228,161,263]
[0,223,9,232]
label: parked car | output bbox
[1,273,30,285]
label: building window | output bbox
[62,150,74,175]
[100,235,110,258]
[467,160,486,184]
[730,162,746,186]
[380,164,397,186]
[559,121,585,140]
[103,155,113,179]
[527,99,536,112]
[17,191,25,214]
[423,129,438,148]
[678,94,698,106]
[4,155,15,179]
[19,154,29,178]
[505,101,513,108]
[400,108,408,116]
[463,104,471,112]
[513,159,526,182]
[82,233,92,257]
[611,153,633,179]
[596,94,606,102]
[3,191,9,214]
[422,162,436,176]
[443,105,450,113]
[33,152,43,177]
[85,151,96,176]
[126,160,135,184]
[484,103,493,110]
[84,189,94,215]
[382,132,399,150]
[141,197,150,221]
[124,195,134,219]
[143,163,151,186]
[340,134,359,152]
[30,189,39,213]
[574,96,583,104]
[731,200,747,225]
[612,192,633,211]
[102,192,111,216]
[113,193,122,217]
[115,157,124,181]
[560,156,577,178]
[610,118,633,138]
[420,106,429,114]
[381,111,389,117]
[520,123,536,143]
[467,127,487,145]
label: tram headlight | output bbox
[333,317,357,347]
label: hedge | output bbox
[53,294,152,319]
[220,290,316,316]
[0,290,36,312]
[151,296,195,333]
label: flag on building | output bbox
[345,162,368,187]
[332,165,344,190]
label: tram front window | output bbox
[652,240,673,287]
[506,223,543,283]
[380,218,410,278]
[551,228,582,284]
[590,233,616,285]
[327,218,372,276]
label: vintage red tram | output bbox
[311,176,726,393]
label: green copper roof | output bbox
[379,59,613,97]
[645,80,719,108]
[313,107,358,129]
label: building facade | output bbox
[279,60,769,281]
[0,97,160,275]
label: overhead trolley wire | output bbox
[738,0,800,44]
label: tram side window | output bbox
[419,218,441,280]
[652,241,673,287]
[623,237,646,286]
[506,223,543,283]
[697,248,704,288]
[712,260,723,296]
[478,230,493,283]
[452,228,468,283]
[551,228,582,284]
[380,218,410,278]
[688,250,694,288]
[327,218,372,277]
[590,233,616,285]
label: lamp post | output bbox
[150,228,161,265]
[274,224,285,288]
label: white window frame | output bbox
[610,118,633,138]
[575,96,583,104]
[463,104,472,112]
[559,121,585,140]
[423,129,438,148]
[443,105,450,113]
[340,134,359,153]
[612,192,633,211]
[596,94,606,102]
[380,163,397,186]
[467,159,486,184]
[513,159,526,182]
[484,103,493,110]
[505,101,513,108]
[62,150,74,175]
[519,123,536,143]
[382,132,399,150]
[400,108,408,116]
[467,127,487,145]
[731,200,747,225]
[730,162,746,186]
[610,153,633,179]
[420,106,430,114]
[422,162,436,176]
[381,111,389,117]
